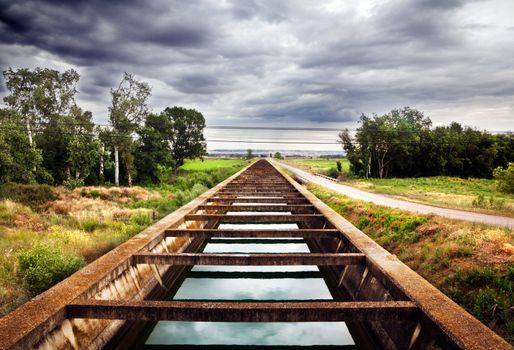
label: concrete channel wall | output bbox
[0,159,511,350]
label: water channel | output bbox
[136,207,357,349]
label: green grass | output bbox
[286,158,350,175]
[284,158,514,216]
[348,176,514,216]
[181,158,250,171]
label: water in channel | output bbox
[140,210,356,349]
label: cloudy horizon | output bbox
[0,0,513,151]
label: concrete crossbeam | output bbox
[165,228,339,238]
[132,253,365,265]
[67,300,418,322]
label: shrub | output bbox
[174,183,208,206]
[79,218,103,232]
[465,267,495,287]
[356,216,370,229]
[63,178,84,190]
[0,183,57,208]
[327,167,339,179]
[17,244,85,296]
[130,212,153,226]
[472,288,497,321]
[336,161,342,172]
[493,162,514,194]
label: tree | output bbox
[493,162,514,194]
[108,73,151,186]
[0,110,42,184]
[135,113,175,183]
[66,107,99,182]
[161,107,207,172]
[246,149,254,160]
[2,67,79,148]
[274,152,283,159]
[336,160,342,172]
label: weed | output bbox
[130,212,153,226]
[472,288,498,322]
[17,244,85,296]
[466,267,495,287]
[356,216,370,230]
[79,218,104,232]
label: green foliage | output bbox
[472,288,498,322]
[174,183,208,207]
[340,107,511,179]
[135,113,176,183]
[0,114,43,184]
[17,244,85,296]
[274,152,283,159]
[336,160,342,172]
[494,162,514,194]
[79,218,104,232]
[327,167,339,179]
[130,212,153,226]
[246,149,254,160]
[62,178,85,190]
[163,106,207,170]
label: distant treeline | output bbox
[339,107,513,179]
[0,67,207,187]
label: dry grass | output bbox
[308,184,514,342]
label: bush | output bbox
[327,167,339,179]
[17,244,85,296]
[63,178,85,190]
[472,288,497,321]
[130,212,153,226]
[493,162,514,194]
[174,183,208,206]
[0,183,57,208]
[336,161,342,172]
[79,218,103,232]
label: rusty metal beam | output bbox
[133,253,365,265]
[67,299,418,322]
[185,214,323,223]
[165,228,339,238]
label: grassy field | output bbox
[286,158,514,217]
[284,158,350,175]
[348,176,514,217]
[0,159,248,317]
[308,184,514,343]
[181,158,250,171]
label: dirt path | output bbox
[274,160,514,229]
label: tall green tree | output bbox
[161,106,207,171]
[108,73,151,186]
[340,107,499,179]
[2,67,79,148]
[135,113,175,183]
[0,110,42,184]
[66,107,99,182]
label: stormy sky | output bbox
[0,0,513,151]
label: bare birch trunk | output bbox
[26,118,33,147]
[114,144,119,186]
[99,143,105,182]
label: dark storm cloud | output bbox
[0,0,513,130]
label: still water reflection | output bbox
[142,217,356,347]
